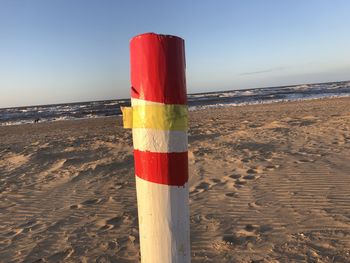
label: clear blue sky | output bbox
[1,0,349,108]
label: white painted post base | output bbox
[136,176,191,263]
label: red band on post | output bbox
[130,33,187,105]
[134,150,188,186]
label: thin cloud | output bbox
[240,66,288,76]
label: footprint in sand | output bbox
[248,202,260,209]
[221,234,243,245]
[195,182,211,191]
[211,178,221,184]
[221,230,258,247]
[246,168,257,174]
[99,224,114,231]
[96,218,118,232]
[243,223,273,235]
[265,164,279,170]
[225,192,239,198]
[69,204,82,210]
[243,174,258,180]
[241,158,250,163]
[234,179,247,188]
[190,182,212,196]
[258,225,273,233]
[106,216,123,227]
[228,173,242,181]
[97,213,135,232]
[221,224,273,245]
[245,224,257,232]
[81,198,102,206]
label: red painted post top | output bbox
[130,33,187,105]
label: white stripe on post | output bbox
[136,177,190,263]
[132,129,188,153]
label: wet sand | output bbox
[1,97,350,262]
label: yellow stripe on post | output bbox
[122,104,188,131]
[121,107,133,129]
[133,104,188,131]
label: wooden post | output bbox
[123,32,190,263]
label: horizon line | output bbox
[1,79,349,110]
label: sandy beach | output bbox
[1,97,350,262]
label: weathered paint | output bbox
[136,176,191,263]
[132,128,188,153]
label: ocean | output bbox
[1,80,350,126]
